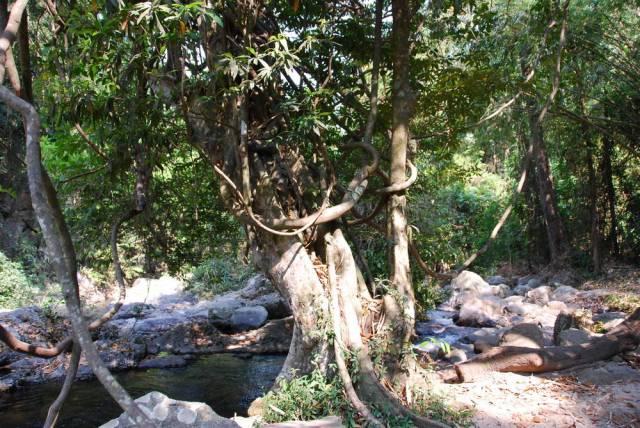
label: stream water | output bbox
[0,354,285,428]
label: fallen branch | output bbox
[451,308,640,383]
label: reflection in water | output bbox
[0,354,285,428]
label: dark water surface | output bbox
[0,354,285,428]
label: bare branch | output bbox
[0,0,28,84]
[74,123,110,162]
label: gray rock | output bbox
[463,327,501,345]
[517,276,533,286]
[526,286,553,305]
[527,278,542,288]
[451,270,492,295]
[456,295,504,327]
[513,284,532,296]
[557,328,597,346]
[207,296,244,321]
[486,275,507,286]
[99,391,241,427]
[139,355,187,369]
[133,316,184,334]
[547,300,569,313]
[503,295,524,304]
[504,301,540,317]
[229,306,268,332]
[490,284,512,298]
[551,285,580,303]
[499,323,544,348]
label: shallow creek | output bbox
[0,354,285,427]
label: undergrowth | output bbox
[604,293,640,313]
[262,367,357,426]
[261,365,474,427]
[185,257,254,298]
[0,251,40,308]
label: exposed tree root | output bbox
[326,233,384,428]
[43,342,81,428]
[327,229,449,428]
[449,308,640,383]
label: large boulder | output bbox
[503,301,541,317]
[499,323,544,348]
[490,284,512,298]
[240,276,290,319]
[486,275,508,286]
[452,271,492,295]
[551,285,580,303]
[557,328,597,347]
[525,286,553,305]
[99,391,240,428]
[229,306,269,332]
[456,295,504,327]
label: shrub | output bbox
[185,257,254,298]
[0,252,39,308]
[262,367,356,425]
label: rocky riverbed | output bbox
[413,270,628,363]
[415,269,640,427]
[0,275,292,391]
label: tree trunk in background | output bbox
[602,136,619,257]
[587,139,601,274]
[384,0,416,375]
[17,10,32,103]
[527,107,569,264]
[0,0,35,258]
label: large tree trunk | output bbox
[253,234,331,379]
[383,0,417,377]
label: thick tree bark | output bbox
[450,308,640,383]
[253,235,331,380]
